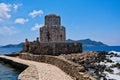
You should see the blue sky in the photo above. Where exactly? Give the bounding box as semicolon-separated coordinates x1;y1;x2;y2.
0;0;120;46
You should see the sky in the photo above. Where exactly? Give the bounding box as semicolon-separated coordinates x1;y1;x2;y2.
0;0;120;46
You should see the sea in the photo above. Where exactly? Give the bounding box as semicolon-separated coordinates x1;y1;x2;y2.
83;46;120;52
0;48;22;54
0;48;22;80
0;46;120;80
0;63;19;80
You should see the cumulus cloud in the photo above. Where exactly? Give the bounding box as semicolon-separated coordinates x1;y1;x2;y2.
0;3;11;21
0;3;22;21
31;24;43;31
13;3;22;11
14;18;29;24
0;26;17;35
29;10;43;18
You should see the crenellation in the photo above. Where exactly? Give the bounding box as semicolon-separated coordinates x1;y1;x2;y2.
23;14;82;55
45;14;61;26
23;39;30;52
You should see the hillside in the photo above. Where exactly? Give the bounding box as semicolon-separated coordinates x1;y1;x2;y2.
1;43;24;48
0;39;108;48
66;39;108;46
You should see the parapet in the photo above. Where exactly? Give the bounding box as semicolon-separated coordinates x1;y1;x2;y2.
27;42;82;55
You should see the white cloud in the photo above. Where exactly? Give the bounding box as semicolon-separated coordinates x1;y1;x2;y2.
13;3;22;11
0;3;11;21
0;3;22;21
31;24;43;31
29;10;43;18
0;26;17;35
14;18;29;24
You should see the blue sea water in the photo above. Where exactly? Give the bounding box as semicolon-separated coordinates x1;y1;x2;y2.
0;63;19;80
83;46;120;52
0;48;22;80
0;48;22;54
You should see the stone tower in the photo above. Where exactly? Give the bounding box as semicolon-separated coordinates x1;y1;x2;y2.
23;14;82;55
40;14;66;43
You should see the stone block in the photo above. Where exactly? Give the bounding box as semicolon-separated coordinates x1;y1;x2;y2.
28;42;82;55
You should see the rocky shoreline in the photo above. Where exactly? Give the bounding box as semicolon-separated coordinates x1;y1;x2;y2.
60;51;120;80
0;51;120;80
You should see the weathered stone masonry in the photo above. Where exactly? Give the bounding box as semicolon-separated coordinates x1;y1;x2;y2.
40;14;66;42
29;42;82;55
23;14;82;55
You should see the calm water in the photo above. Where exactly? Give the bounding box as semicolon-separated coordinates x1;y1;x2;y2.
0;63;19;80
0;48;22;54
0;48;22;80
83;46;120;52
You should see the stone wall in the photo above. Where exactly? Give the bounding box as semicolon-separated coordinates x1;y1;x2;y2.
40;25;65;43
40;14;66;43
45;14;60;26
20;53;95;80
29;42;82;55
22;14;82;56
0;57;28;73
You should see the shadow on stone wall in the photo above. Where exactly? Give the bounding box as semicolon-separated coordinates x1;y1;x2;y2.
0;57;28;73
23;42;82;56
20;53;95;80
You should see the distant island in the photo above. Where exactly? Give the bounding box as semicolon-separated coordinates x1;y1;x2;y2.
0;43;24;48
66;39;108;46
0;39;107;48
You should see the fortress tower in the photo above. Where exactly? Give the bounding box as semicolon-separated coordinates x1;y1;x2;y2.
40;14;66;43
23;14;82;55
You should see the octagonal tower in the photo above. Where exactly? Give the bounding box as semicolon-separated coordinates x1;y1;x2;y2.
40;14;66;43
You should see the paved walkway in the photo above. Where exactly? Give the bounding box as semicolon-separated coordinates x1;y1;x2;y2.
0;55;73;80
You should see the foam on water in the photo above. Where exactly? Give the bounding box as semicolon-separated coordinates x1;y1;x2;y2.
109;51;120;56
103;51;120;80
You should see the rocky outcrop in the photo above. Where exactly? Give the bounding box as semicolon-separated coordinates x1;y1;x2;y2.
61;51;120;79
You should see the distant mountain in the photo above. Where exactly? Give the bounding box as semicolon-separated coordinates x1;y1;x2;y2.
0;39;107;48
66;39;108;46
1;43;24;48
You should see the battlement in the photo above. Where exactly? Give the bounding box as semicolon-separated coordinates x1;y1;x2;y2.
45;14;61;26
23;14;82;55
